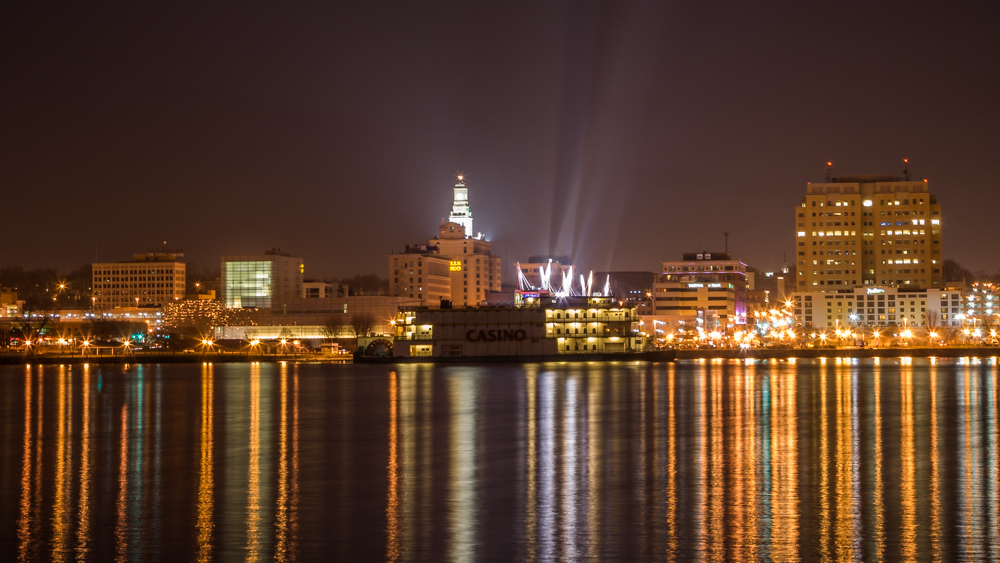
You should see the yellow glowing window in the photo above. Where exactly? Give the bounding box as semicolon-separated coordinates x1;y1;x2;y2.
449;261;462;271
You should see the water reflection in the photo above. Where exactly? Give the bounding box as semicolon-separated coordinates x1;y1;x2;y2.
17;366;35;562
245;363;262;562
77;365;91;561
2;360;1000;561
447;371;479;562
196;363;214;562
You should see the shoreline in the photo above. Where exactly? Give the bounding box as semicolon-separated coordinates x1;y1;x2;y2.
3;346;999;365
0;353;352;365
676;346;1000;360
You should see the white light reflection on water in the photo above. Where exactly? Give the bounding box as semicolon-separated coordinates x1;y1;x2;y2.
447;371;479;562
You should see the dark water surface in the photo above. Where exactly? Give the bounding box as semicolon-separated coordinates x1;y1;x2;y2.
1;359;999;561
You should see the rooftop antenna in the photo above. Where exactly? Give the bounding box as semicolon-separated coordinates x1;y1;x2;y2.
825;161;832;183
902;158;911;181
723;232;730;254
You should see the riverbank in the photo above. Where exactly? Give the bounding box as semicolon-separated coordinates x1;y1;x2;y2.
676;345;1000;360
358;349;678;364
5;346;999;365
0;352;352;365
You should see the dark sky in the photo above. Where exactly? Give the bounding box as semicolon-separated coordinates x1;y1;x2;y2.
3;1;998;279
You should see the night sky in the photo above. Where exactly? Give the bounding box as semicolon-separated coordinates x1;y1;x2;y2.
4;1;998;279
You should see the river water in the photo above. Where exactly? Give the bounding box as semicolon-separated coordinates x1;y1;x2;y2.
0;359;998;562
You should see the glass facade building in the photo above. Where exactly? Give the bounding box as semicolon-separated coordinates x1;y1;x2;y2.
221;249;304;309
224;260;273;308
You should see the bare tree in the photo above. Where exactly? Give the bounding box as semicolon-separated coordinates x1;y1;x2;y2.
321;315;345;342
349;313;377;338
14;307;53;354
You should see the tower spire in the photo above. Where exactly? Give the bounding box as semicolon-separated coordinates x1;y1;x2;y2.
448;174;473;235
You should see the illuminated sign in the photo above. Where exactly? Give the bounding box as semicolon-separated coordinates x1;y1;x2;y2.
466;328;527;342
449;261;462;271
866;288;885;294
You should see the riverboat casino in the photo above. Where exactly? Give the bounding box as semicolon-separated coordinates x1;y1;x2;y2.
393;294;644;358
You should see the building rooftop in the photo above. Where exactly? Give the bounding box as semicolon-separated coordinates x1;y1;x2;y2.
679;252;732;261
831;174;902;183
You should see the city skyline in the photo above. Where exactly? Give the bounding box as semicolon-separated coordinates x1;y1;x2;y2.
3;2;999;278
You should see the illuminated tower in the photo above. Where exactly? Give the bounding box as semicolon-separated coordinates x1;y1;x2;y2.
448;175;473;234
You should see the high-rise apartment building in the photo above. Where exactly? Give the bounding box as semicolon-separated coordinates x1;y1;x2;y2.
93;250;186;308
221;248;303;308
796;175;942;290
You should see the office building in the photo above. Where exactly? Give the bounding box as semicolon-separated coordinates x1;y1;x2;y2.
211;296;419;339
595;271;657;301
961;282;998;328
388;246;452;304
792;286;963;329
1;287;20;317
302;281;338;299
648;252;748;330
389;176;502;307
221;248;303;308
433;226;502;307
518;256;574;291
796;174;942;290
92;250;186;308
746;266;794;312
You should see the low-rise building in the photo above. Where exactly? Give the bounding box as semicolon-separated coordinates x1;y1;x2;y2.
960;282;999;328
210;295;420;339
792;286;964;329
0;287;20;317
518;256;574;291
302;281;338;299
